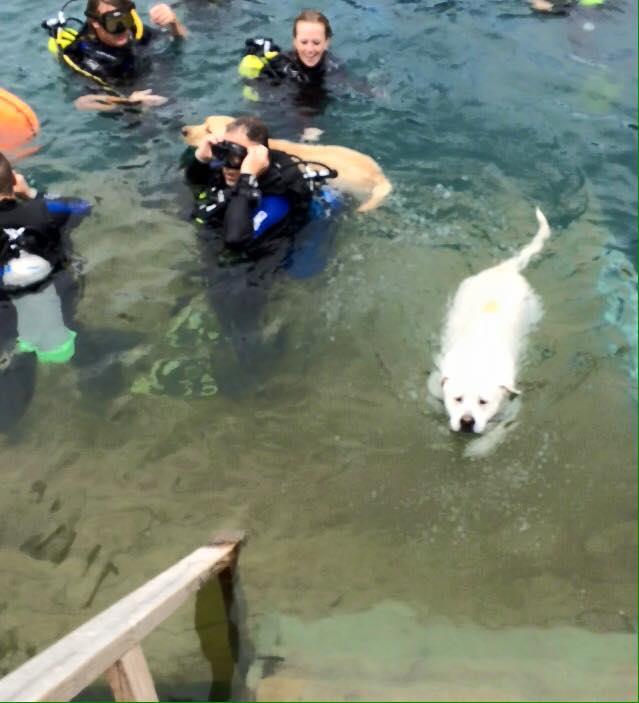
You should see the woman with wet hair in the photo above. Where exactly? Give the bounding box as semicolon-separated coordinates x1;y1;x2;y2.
240;11;338;88
238;9;352;129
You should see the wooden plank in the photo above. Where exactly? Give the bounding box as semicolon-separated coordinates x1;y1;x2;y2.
105;645;159;702
0;537;244;702
195;530;249;700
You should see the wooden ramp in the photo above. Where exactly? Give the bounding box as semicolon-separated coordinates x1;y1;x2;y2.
0;532;245;702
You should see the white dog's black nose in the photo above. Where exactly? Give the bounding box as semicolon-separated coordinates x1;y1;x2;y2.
460;415;475;432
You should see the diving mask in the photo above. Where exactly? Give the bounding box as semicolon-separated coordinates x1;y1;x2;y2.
87;6;136;34
212;141;248;169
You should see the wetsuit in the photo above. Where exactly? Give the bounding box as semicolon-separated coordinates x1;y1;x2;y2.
262;50;341;86
239;42;349;129
270;50;343;116
185;148;312;255
61;24;156;86
0;196;78;274
184;149;312;376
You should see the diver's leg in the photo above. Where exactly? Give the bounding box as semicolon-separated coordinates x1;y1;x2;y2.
0;295;37;433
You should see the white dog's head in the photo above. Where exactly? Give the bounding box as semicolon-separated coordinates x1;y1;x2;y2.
441;375;517;433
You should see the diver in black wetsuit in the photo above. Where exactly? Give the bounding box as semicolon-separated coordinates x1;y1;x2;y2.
238;10;354;130
185;117;312;254
0;152;91;430
184;117;313;373
43;0;186;110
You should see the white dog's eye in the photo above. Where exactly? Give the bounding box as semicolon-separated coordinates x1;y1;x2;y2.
454;396;463;403
478;398;488;405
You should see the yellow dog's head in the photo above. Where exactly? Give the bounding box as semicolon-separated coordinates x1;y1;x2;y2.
181;115;235;147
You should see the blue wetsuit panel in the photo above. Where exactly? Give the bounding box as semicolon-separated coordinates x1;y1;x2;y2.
285;186;343;279
251;194;290;239
44;197;92;217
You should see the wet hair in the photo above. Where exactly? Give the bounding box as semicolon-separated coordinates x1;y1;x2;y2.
292;10;333;40
225;116;270;147
85;0;134;17
0;153;14;197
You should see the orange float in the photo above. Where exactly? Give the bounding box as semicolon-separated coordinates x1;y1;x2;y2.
0;88;40;154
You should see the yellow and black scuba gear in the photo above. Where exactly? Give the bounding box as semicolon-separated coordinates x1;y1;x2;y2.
42;0;144;89
238;37;281;79
238;37;311;85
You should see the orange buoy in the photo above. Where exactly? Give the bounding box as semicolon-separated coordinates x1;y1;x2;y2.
0;88;40;153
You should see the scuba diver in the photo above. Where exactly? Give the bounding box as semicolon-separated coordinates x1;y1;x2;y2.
183;116;341;393
238;10;353;133
239;10;340;90
0;152;91;431
42;0;186;111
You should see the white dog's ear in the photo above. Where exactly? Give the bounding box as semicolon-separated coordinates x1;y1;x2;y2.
441;376;449;387
500;384;521;399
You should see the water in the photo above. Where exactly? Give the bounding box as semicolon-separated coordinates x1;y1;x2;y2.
0;0;637;700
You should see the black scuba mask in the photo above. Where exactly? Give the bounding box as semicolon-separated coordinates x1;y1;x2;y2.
212;141;248;170
89;6;136;35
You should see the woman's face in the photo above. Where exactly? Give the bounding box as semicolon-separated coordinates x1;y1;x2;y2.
293;21;329;68
89;1;132;48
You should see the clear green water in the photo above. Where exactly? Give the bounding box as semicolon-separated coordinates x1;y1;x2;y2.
0;0;637;700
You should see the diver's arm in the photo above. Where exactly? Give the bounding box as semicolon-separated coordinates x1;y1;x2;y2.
223;176;259;249
529;0;575;13
223;144;272;248
42;196;92;232
184;155;213;187
184;134;224;185
74;90;168;111
13;174;38;201
14;175;91;232
149;3;188;38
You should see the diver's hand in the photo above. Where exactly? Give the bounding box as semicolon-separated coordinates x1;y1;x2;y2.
74;91;167;111
127;89;169;107
530;0;555;11
194;135;223;163
74;94;121;111
13;173;37;200
301;127;323;143
149;3;188;38
240;145;270;177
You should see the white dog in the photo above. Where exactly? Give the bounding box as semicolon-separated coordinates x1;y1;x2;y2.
429;207;551;434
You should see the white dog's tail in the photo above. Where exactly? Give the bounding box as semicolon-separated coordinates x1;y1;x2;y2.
506;207;551;272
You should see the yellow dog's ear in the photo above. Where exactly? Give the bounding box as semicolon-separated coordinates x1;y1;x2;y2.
205;115;235;135
181;116;235;147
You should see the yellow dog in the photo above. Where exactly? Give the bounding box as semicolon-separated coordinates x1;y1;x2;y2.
181;115;392;213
